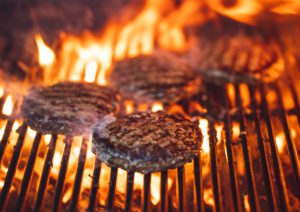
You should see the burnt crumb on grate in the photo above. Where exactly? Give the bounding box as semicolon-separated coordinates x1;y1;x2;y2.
92;111;202;174
21;81;120;136
109;51;202;104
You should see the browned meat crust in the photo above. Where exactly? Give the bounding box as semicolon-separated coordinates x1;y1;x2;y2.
92;111;202;174
188;31;284;84
21;82;119;136
109;52;201;104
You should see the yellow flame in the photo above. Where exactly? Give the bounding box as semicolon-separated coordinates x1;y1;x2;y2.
275;132;285;153
84;60;98;83
35;34;55;67
44;134;52;145
244;195;250;211
151;102;163;112
0;87;4;97
2;95;13;116
199;119;209;153
203;188;214;206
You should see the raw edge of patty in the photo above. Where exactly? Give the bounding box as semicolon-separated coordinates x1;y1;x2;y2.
92;111;202;174
109;51;202;104
21;81;120;136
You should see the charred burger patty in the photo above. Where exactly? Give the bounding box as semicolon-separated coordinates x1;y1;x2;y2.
109;52;201;104
189;31;283;84
21;82;119;136
92;111;202;174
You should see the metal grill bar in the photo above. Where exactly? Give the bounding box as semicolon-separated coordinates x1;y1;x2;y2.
52;137;73;212
193;157;203;212
260;86;290;210
234;84;259;211
143;173;151;212
273;84;300;181
0;124;27;210
0;94;7;112
125;172;134;212
69;137;88;211
204;84;222;212
0;120;14;162
223;88;242;212
106;167;118;211
34;135;58;212
87;157;101;212
15;132;42;211
249;86;277;210
160;170;168;212
177;166;185;212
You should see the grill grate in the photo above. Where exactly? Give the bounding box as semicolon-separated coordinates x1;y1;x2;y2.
0;34;300;212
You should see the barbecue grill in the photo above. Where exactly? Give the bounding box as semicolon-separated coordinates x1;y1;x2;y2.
0;1;300;211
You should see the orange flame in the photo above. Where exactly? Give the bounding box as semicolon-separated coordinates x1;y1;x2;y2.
208;0;300;25
35;34;55;67
2;95;13;116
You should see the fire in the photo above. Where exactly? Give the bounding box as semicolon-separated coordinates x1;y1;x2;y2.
207;0;300;25
151;102;163;112
35;34;55;67
275;132;285;153
203;188;214;207
244;195;250;211
2;95;13;116
0;87;4;97
32;0;212;85
199;119;210;153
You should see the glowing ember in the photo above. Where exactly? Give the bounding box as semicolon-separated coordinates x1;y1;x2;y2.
125;100;134;114
2;95;13;116
203;188;214;207
275;132;285;153
35;34;55;67
151;102;163;112
244;195;250;211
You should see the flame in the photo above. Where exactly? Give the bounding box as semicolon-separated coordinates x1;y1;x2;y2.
2;95;13;116
199;119;210;153
35;34;55;67
207;0;300;25
203;188;214;206
44;134;52;145
244;195;250;211
33;0;212;85
151;102;163;112
0;87;4;98
275;132;285;153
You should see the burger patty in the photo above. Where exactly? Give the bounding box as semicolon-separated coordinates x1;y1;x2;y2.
188;31;284;84
21;82;119;136
92;111;202;174
109;52;201;104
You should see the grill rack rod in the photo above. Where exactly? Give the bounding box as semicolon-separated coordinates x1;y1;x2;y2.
260;85;290;210
234;84;259;212
0;76;299;211
223;87;242;212
0;124;27;210
249;85;277;210
69;137;88;211
52;137;72;212
15;132;42;211
34;134;58;212
273;83;300;182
